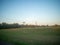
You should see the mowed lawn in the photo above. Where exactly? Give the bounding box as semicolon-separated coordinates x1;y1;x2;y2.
0;27;60;45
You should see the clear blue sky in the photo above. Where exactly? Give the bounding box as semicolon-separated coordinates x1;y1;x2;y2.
0;0;60;25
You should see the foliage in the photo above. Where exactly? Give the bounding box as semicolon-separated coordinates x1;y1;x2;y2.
0;22;60;29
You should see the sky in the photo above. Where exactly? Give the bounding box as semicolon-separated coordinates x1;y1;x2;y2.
0;0;60;25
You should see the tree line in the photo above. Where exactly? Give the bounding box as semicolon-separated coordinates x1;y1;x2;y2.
0;22;21;29
0;22;60;29
0;22;37;29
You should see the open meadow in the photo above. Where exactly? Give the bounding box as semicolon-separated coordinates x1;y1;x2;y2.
0;27;60;45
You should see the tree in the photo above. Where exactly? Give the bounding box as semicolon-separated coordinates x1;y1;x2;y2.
22;22;25;25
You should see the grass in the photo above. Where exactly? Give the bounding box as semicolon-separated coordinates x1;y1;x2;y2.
0;27;60;45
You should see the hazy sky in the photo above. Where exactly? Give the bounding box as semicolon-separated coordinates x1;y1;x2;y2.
0;0;60;25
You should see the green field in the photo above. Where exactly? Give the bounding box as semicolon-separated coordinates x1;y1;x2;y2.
0;27;60;45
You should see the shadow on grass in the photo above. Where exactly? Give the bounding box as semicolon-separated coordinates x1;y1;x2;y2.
0;39;60;45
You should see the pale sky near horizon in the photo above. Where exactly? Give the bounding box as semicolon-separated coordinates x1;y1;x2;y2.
0;0;60;25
